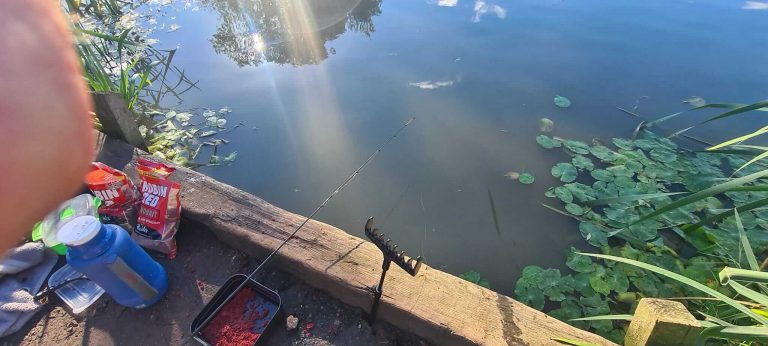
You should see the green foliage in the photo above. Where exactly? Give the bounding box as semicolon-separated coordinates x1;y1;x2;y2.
515;125;768;342
459;271;491;289
552;163;579;182
519;173;535;184
63;0;238;168
537;135;562;149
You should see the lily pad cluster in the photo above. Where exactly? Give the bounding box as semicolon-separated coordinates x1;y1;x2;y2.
459;271;491;289
515;129;768;343
141;106;240;168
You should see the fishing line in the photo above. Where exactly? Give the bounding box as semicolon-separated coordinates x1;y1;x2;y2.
188;116;416;341
379;178;417;229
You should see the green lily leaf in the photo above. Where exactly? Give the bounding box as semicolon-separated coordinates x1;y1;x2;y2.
625;160;643;173
608;267;630;293
581;253;768;325
459;271;491;288
519;173;535;184
580;222;608;246
650;148;677;163
564;140;591;154
589;268;611;295
607;166;633;177
566;203;585;215
590;145;621;162
612;138;635;150
591;169;614;182
549;299;583;324
565;183;597;202
567;248;595;273
572;155;595;171
614;176;635;189
537;135;563;149
554;186;574;203
552;163;579;182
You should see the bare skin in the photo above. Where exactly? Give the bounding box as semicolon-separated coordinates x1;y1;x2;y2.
0;0;94;253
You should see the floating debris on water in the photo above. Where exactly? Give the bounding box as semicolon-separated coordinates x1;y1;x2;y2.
504;171;520;180
554;95;571;108
487;189;502;237
540;118;554;132
409;80;455;90
683;96;706;107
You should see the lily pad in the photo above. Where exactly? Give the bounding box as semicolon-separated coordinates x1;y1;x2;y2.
572;155;595;171
607;166;633;177
579;222;608;246
612;138;635;150
566;249;594;273
565;203;585;215
504;171;520;180
564;183;596;201
519;173;535;184
650;148;677;163
625;160;644;173
554;186;573;203
539;118;554;132
590;145;621;162
589;268;611;295
548;298;582;322
552;163;578;182
591;169;614;182
563;140;590;154
536;135;562;149
633;139;657;151
554;95;572;108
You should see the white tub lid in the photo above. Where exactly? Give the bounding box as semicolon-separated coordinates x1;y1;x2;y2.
57;215;101;246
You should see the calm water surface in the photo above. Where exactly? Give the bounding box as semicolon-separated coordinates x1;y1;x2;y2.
149;0;768;294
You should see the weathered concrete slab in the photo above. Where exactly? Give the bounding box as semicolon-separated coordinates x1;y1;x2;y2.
119;152;615;346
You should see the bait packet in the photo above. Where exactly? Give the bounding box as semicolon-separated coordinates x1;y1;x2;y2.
135;158;182;258
84;162;140;232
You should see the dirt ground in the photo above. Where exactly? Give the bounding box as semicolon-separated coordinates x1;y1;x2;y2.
2;220;426;346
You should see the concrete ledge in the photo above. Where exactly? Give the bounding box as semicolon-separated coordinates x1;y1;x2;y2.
119;152;614;346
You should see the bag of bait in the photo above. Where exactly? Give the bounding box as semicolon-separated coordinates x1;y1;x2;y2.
84;162;140;232
135;158;182;258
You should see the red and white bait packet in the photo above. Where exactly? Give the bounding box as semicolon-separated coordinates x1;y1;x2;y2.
84;162;140;232
135;157;182;258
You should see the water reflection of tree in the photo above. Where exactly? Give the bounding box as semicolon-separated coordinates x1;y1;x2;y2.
200;0;381;66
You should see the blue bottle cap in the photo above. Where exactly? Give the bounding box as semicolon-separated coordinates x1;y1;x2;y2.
57;216;101;246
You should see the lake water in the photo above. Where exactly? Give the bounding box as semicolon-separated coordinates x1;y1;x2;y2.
147;0;768;294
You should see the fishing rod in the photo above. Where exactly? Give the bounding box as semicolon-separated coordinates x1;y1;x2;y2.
188;116;416;342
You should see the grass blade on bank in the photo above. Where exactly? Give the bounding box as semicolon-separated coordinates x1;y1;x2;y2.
695;326;768;346
578;253;768;325
570;315;633;321
612;168;768;237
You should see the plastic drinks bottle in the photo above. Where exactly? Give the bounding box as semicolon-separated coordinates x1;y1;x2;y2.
57;215;168;308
